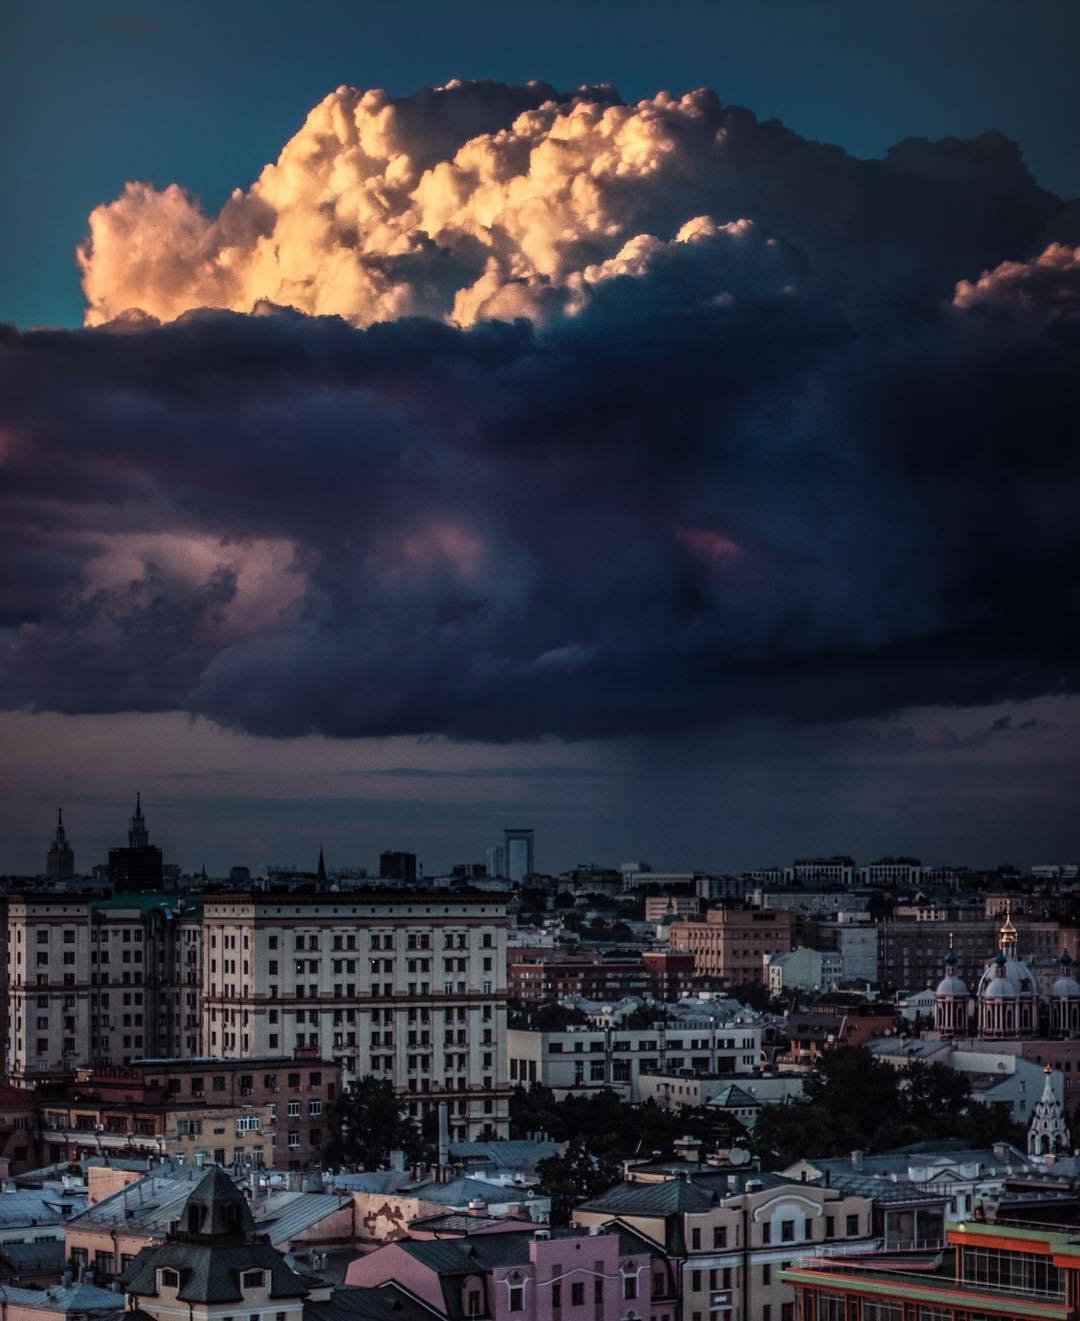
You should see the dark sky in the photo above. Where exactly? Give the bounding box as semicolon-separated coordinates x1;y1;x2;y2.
1;0;1079;876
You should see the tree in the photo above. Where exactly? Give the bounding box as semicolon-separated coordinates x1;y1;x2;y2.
324;1075;430;1169
536;1138;620;1225
729;982;771;1012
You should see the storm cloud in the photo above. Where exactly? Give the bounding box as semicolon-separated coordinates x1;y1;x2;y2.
1;79;1079;741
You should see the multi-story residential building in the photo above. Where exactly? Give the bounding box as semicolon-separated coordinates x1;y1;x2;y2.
783;1219;1080;1321
878;915;1070;993
642;950;696;1001
509;956;650;1005
644;895;704;924
696;875;756;904
344;1223;664;1321
39;1093;276;1169
200;890;510;1141
4;892;203;1083
764;948;843;996
36;1056;340;1169
787;857;857;887
669;909;794;986
858;856;923;887
574;1167;877;1321
508;1016;762;1102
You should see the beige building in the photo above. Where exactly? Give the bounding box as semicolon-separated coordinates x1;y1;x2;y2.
573;1167;877;1321
200;891;510;1140
4;893;202;1084
669;909;794;986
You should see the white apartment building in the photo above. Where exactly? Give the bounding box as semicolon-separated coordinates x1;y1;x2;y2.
508;1015;762;1102
786;857;857;886
4;892;202;1083
764;947;843;996
859;858;923;887
200;891;510;1141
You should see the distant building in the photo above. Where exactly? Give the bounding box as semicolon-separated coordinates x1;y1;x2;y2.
508;955;649;1004
504;829;534;882
379;851;418;885
46;810;75;880
508;1014;762;1102
765;946;843;996
107;794;164;892
787;856;857;886
859;856;923;887
669;908;794;986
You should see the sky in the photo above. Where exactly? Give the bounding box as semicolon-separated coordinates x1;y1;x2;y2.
1;1;1079;876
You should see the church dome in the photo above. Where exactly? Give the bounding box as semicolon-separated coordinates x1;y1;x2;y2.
936;974;969;997
1051;951;1080;999
983;974;1018;999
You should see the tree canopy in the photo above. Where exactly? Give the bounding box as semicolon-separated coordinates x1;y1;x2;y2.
535;1138;620;1225
323;1075;432;1169
751;1047;1026;1167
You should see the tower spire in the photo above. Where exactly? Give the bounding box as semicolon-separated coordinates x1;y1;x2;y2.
317;845;327;885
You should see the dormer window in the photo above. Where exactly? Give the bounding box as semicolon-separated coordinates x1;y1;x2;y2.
243;1271;265;1290
160;1268;180;1289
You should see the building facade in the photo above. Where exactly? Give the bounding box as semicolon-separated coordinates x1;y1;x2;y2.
508;1017;762;1103
4;893;203;1084
669;909;794;986
200;891;510;1141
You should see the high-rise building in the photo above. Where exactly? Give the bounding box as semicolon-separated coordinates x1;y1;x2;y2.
485;845;505;879
45;809;75;879
379;850;418;885
503;828;534;882
4;891;203;1083
108;794;164;892
199;889;510;1141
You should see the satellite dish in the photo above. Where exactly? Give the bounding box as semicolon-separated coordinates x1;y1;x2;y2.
729;1148;751;1166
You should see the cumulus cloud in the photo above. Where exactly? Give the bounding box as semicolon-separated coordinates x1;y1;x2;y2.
78;79;1059;330
2;79;1079;742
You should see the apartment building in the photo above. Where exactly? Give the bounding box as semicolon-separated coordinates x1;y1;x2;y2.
508;1016;762;1102
509;956;650;1004
4;892;202;1083
200;890;510;1141
669;909;794;986
573;1169;877;1321
877;915;1070;993
644;895;704;924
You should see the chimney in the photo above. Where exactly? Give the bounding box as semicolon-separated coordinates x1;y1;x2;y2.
389;1149;406;1173
438;1101;450;1168
850;1150;864;1170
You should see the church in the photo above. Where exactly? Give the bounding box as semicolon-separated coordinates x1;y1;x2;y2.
934;903;1080;1042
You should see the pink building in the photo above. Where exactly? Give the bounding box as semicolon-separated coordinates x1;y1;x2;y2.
345;1227;665;1321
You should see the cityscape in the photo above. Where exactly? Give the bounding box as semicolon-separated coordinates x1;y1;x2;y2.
4;799;1080;1321
4;4;1080;1321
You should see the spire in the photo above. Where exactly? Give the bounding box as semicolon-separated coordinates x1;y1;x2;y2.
128;792;149;849
317;845;327;885
1000;898;1018;955
1029;1066;1070;1160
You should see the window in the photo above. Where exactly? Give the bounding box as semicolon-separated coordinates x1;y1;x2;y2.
691;1228;701;1250
846;1214;860;1236
242;1270;265;1289
761;1222;771;1244
781;1219;795;1243
161;1268;180;1288
762;1264;771;1285
691;1272;701;1292
713;1227;727;1249
552;1284;562;1309
623;1276;637;1300
508;1286;524;1312
825;1216;835;1238
467;1293;482;1316
571;1284;584;1307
